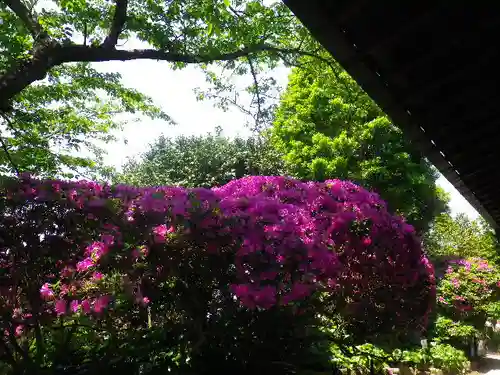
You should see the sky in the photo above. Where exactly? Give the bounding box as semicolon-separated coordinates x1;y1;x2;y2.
87;42;481;221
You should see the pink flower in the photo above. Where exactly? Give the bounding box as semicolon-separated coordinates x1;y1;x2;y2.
76;257;94;272
362;237;372;246
81;299;92;314
92;272;103;280
86;241;108;261
70;300;80;313
40;283;54;300
142;297;150;305
153;224;175;243
93;295;110;313
54;299;67;316
282;282;311;305
15;325;24;337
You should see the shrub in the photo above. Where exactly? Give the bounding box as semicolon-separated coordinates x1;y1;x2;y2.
0;175;434;373
437;258;500;329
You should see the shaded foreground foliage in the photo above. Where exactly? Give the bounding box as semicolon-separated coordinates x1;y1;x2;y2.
0;175;434;374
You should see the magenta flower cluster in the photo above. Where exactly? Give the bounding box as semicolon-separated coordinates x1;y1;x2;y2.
0;175;434;337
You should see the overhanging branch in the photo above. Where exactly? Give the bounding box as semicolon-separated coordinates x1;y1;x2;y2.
0;43;309;108
103;0;129;48
2;0;44;38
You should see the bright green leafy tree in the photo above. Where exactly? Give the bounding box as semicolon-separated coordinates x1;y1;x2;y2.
117;129;285;187
0;2;172;178
270;57;447;233
424;213;499;263
0;0;320;177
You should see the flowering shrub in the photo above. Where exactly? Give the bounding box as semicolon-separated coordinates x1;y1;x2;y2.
0;175;434;372
437;257;500;328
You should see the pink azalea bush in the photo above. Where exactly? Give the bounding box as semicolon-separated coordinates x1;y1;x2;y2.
437;257;500;328
0;175;434;361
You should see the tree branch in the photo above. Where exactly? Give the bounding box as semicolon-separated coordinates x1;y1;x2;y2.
2;0;43;38
0;135;19;175
0;43;309;108
0;114;20;175
246;56;263;131
102;0;128;48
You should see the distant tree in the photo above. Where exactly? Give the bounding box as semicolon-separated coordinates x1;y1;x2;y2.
270;57;447;233
424;213;499;263
117;129;285;187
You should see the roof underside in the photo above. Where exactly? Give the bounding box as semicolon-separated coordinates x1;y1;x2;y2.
284;0;500;228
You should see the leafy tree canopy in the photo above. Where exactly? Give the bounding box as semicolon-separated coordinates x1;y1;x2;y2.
0;0;319;178
270;57;447;233
424;213;499;263
117;129;285;187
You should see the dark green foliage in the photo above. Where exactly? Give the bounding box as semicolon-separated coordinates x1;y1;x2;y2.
424;213;499;263
117;130;285;187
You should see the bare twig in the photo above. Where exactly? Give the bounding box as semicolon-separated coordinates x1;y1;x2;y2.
246;56;263;129
102;0;128;48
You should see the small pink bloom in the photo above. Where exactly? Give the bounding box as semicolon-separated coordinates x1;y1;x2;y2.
92;272;103;280
70;300;80;313
76;257;94;272
81;299;91;314
40;283;54;300
15;325;24;337
86;241;108;261
362;237;372;246
152;224;175;243
54;299;67;316
142;297;150;305
93;295;110;313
